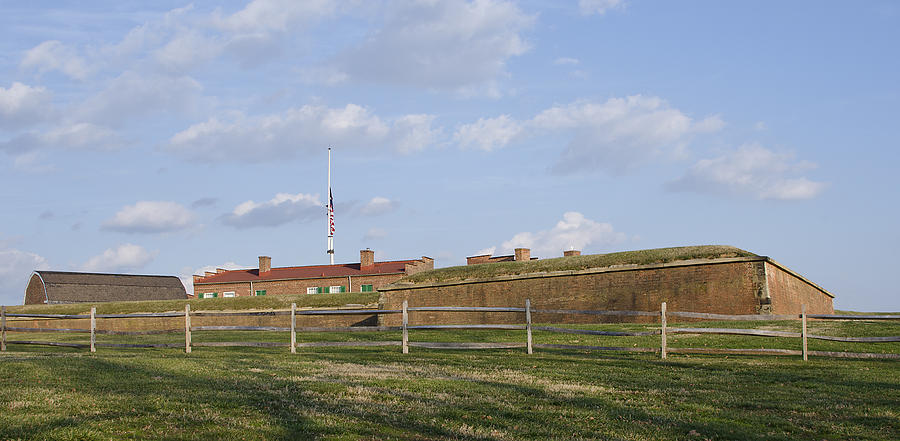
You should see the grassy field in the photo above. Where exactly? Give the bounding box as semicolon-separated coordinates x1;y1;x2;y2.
2;318;898;440
401;245;756;284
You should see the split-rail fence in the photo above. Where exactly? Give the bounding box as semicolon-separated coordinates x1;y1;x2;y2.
1;302;898;360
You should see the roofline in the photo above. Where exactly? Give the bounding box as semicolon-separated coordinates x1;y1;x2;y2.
198;258;425;274
465;254;515;259
33;270;182;279
380;256;836;299
194;271;406;286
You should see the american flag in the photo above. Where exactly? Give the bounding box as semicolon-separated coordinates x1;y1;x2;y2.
328;188;335;235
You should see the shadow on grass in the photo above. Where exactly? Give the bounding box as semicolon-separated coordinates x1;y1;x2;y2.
1;347;898;440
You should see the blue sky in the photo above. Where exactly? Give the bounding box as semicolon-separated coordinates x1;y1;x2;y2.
1;0;898;310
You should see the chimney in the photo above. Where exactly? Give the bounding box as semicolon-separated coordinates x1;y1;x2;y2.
216;268;226;274
192;274;202;283
259;256;271;274
204;271;216;277
564;250;581;257
360;249;375;269
514;248;531;262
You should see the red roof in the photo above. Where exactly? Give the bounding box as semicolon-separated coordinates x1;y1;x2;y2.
195;259;419;284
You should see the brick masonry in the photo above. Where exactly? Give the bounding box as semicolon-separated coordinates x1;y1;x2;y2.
23;274;43;304
378;257;834;326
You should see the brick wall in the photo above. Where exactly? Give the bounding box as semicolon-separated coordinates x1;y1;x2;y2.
765;261;834;315
24;274;44;304
379;258;834;326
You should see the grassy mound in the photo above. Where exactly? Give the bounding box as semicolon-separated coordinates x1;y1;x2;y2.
401;245;757;285
6;292;380;315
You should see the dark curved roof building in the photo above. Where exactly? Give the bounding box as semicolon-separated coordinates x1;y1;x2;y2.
23;271;187;305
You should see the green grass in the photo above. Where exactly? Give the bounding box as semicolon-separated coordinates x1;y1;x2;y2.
6;292;380;315
401;245;757;285
2;319;898;440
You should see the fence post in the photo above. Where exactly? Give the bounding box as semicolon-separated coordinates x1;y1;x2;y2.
801;304;808;362
291;303;297;354
660;302;667;359
525;299;533;355
90;307;96;353
1;305;6;351
402;300;409;354
185;304;192;354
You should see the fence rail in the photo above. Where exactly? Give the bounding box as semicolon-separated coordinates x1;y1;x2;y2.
1;302;898;361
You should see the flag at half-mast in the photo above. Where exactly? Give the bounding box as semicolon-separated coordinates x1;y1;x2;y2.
328;188;335;236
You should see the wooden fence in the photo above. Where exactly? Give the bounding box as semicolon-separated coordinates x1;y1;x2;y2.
1;302;899;360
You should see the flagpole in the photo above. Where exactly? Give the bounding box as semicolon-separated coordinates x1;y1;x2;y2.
327;147;334;265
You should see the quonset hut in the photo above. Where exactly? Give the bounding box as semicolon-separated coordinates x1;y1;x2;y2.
378;245;835;325
23;271;187;305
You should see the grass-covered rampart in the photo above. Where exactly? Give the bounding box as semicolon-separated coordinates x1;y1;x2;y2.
400;245;757;285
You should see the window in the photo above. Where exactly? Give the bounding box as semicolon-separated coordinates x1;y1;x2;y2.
199;292;217;299
329;285;345;293
223;291;235;298
360;284;374;292
255;290;266;296
307;287;320;294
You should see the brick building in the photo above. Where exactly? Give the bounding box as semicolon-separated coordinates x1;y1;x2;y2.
379;245;835;325
466;247;537;265
192;249;433;298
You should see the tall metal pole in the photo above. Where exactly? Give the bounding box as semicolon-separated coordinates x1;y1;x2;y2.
327;147;334;265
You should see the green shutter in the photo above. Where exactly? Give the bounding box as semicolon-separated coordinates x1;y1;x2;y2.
255;290;266;296
317;287;323;294
340;286;346;293
361;284;373;292
213;292;218;298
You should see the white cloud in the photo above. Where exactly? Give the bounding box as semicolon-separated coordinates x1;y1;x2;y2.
167;104;439;161
473;246;497;256
453;95;723;174
391;114;440;153
78;71;204;125
334;0;534;92
499;212;627;257
535;96;723;173
669;143;826;200
222;192;322;228
0;248;49;304
212;0;337;34
81;243;155;273
554;57;580;65
0;122;124;154
21;40;93;80
363;227;388;241
153;30;222;73
179;261;246;294
0;82;53;129
578;0;625;16
454;115;523;151
103;201;196;233
359;197;397;216
12;151;57;173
